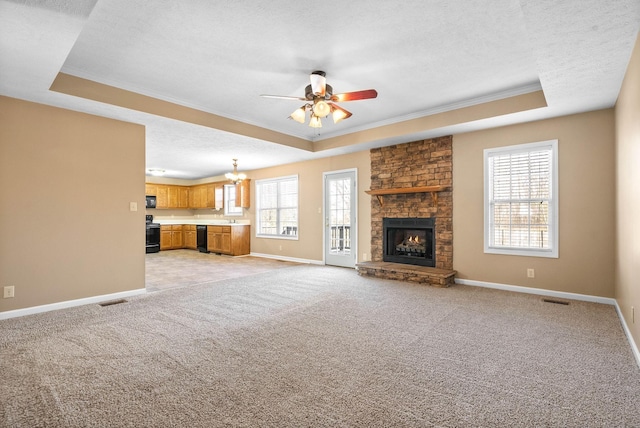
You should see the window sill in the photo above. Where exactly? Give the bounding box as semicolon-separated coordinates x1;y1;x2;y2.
485;246;558;258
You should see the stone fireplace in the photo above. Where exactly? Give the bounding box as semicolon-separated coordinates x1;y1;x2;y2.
357;136;455;287
383;217;435;267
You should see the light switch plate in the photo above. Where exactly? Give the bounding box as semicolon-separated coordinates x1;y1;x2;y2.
4;286;15;298
130;202;137;212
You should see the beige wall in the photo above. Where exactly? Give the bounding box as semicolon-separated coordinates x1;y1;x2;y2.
453;109;616;297
247;152;371;263
0;96;146;313
615;34;640;347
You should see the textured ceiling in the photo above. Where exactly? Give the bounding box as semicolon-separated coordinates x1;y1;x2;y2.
1;0;638;179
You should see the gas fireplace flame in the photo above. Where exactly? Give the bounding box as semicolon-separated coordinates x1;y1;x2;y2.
407;235;420;244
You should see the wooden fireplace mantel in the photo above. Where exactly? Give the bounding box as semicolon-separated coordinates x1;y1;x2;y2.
365;185;445;206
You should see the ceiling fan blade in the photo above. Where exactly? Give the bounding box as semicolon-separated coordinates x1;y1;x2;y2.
260;94;307;101
330;103;352;123
331;89;378;102
309;71;326;97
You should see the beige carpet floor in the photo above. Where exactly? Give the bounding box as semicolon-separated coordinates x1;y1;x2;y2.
1;264;639;427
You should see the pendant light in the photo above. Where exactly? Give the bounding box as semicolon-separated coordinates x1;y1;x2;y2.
225;159;246;184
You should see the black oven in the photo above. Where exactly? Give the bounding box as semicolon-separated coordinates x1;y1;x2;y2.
146;215;160;253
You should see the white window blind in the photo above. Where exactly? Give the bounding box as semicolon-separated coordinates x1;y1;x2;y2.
256;175;298;238
484;140;558;258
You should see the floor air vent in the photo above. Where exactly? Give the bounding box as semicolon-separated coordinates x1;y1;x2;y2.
99;299;127;307
543;298;569;305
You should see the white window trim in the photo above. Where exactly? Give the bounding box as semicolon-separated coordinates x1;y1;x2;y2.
223;184;243;216
255;174;299;240
483;139;559;258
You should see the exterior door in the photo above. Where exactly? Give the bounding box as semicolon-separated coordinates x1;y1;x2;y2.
324;169;357;268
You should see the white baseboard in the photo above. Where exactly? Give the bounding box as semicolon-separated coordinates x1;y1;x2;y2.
614;301;640;369
455;278;616;305
0;288;147;320
455;278;639;368
250;252;324;265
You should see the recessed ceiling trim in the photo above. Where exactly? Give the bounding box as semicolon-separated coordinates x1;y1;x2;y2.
311;81;544;142
60;65;314;141
50;72;313;152
313;90;548;152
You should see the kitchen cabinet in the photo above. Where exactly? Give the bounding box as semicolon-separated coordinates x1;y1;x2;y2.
160;225;172;250
184;225;197;250
147;181;233;210
189;184;215;209
179;187;189;208
167;186;189;209
207;225;250;256
156;185;169;209
160;225;184;250
145;183;158;196
150;184;189;209
235;179;251;208
171;225;183;248
168;186;179;208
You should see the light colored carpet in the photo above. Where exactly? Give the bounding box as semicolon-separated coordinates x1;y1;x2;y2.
1;265;638;427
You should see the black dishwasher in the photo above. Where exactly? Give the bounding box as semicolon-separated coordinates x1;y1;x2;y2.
196;225;209;253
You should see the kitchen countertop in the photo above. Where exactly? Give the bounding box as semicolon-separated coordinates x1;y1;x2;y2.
155;219;249;226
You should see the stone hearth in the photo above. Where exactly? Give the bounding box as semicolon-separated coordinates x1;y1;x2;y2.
357;136;456;286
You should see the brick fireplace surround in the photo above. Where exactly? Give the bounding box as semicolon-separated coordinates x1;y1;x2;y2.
357;136;456;287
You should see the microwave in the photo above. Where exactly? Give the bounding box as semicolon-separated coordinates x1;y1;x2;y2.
145;195;157;208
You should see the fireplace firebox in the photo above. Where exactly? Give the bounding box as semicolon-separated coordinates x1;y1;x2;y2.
383;218;435;267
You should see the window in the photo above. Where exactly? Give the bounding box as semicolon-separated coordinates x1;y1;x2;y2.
484;140;558;258
224;185;243;216
256;175;298;239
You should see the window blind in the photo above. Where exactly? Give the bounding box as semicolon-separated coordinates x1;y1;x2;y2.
486;141;557;255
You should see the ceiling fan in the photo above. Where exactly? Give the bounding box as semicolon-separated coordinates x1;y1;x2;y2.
260;71;378;128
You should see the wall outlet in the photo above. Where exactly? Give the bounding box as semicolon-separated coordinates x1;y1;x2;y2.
527;268;535;278
3;286;15;298
279;245;282;251
363;253;367;261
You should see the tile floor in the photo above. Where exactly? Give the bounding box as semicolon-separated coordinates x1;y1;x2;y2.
145;249;301;292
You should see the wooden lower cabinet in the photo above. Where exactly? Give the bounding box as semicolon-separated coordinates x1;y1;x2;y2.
184;225;197;250
160;225;184;250
207;225;250;256
160;224;249;255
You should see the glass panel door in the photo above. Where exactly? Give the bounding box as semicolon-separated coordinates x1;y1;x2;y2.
324;170;356;268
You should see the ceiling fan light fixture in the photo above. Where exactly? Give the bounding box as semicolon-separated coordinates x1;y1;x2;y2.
309;115;322;128
289;105;307;123
312;100;331;118
261;71;377;127
331;104;352;123
309;70;327;96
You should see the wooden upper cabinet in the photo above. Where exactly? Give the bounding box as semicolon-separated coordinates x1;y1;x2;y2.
189;185;210;209
156;185;168;209
178;187;189;208
188;186;199;208
168;186;179;208
235;179;251;208
148;184;190;209
204;184;214;208
145;183;158;196
148;181;235;210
